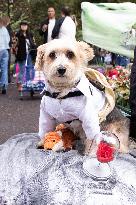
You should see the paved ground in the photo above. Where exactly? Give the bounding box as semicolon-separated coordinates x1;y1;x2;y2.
0;81;41;144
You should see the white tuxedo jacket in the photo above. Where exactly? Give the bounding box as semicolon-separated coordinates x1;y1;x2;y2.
39;75;105;140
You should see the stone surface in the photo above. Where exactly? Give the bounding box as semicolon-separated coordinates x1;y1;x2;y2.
0;133;136;205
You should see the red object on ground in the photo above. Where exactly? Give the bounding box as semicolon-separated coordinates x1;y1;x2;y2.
108;69;119;78
96;141;115;163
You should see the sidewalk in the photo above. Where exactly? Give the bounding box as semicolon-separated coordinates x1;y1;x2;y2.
0;82;41;144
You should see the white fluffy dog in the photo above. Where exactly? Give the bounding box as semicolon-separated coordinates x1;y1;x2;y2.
35;39;129;154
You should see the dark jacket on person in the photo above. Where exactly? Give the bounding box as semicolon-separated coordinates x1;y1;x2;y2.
129;46;136;140
52;17;65;39
16;31;36;62
39;18;49;43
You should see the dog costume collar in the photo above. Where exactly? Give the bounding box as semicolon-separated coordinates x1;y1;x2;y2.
42;78;83;99
42;74;106;100
43;90;83;99
42;75;96;99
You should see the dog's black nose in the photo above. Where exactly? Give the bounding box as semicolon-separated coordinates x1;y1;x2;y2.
57;66;66;75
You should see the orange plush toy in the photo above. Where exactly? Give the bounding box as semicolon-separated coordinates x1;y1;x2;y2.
42;124;77;152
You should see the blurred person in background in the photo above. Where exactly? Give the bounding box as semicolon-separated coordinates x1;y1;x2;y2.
2;16;13;83
0;17;10;94
115;54;130;67
104;51;112;65
15;21;36;89
39;7;56;43
71;15;78;27
52;6;76;40
11;32;18;77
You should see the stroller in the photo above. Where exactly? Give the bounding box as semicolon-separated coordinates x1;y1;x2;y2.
16;52;45;100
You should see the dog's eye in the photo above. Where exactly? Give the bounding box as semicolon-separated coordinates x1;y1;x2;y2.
49;51;56;59
66;51;75;59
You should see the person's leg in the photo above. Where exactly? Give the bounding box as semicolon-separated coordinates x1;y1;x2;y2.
13;63;16;76
0;50;9;94
118;56;121;66
102;56;104;64
8;49;11;83
18;60;26;84
111;53;116;66
0;51;2;85
26;54;34;80
27;53;32;66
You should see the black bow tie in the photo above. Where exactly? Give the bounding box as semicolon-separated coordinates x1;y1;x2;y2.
43;90;83;99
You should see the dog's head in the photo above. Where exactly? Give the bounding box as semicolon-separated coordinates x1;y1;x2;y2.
35;39;94;89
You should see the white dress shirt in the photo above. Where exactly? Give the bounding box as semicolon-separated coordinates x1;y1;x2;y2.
47;19;55;42
39;75;105;140
58;16;76;40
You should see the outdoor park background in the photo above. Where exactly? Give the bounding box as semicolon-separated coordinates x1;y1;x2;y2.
0;0;135;144
1;0;136;45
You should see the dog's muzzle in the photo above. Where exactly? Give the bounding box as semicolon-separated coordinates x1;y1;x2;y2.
57;65;66;76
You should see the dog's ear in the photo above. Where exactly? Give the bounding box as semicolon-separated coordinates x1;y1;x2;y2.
35;44;46;70
77;41;94;65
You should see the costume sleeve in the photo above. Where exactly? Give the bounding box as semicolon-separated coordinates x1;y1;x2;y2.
39;97;56;139
79;98;100;140
39;23;45;36
39;19;49;36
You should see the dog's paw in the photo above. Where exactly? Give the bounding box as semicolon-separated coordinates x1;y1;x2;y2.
52;140;64;152
119;143;129;154
36;139;44;149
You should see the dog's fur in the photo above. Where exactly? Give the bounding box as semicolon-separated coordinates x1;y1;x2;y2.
36;39;129;154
